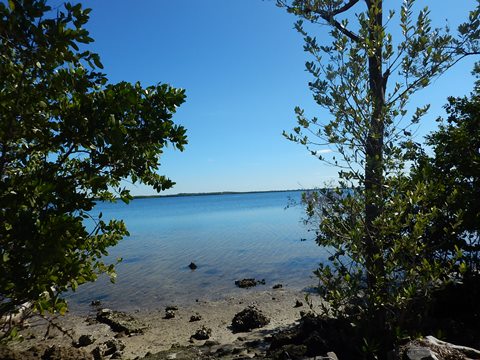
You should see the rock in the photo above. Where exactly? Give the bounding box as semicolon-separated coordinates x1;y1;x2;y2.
103;339;125;356
77;334;96;347
188;262;197;270
189;313;202;322
91;300;101;306
216;345;235;356
191;326;212;340
272;284;283;289
268;314;348;358
165;305;178;311
91;346;102;360
96;308;145;334
405;347;439;360
294;300;303;308
165;310;176;319
235;278;266;288
231;305;270;333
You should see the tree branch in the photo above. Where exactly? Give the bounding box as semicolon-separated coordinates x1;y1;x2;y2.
277;0;362;42
319;13;361;43
331;0;361;16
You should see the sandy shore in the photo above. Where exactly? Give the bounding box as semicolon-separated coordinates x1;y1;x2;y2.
8;287;323;359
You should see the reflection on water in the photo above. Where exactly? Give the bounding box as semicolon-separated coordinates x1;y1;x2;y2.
66;191;328;312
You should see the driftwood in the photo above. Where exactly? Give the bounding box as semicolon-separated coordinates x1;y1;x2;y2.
0;301;32;328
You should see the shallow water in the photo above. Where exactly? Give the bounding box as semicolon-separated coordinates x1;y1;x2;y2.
66;191;328;312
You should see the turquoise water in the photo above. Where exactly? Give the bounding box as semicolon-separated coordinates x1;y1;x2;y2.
67;191;327;311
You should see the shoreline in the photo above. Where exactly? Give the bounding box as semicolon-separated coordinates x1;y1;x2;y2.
8;288;323;359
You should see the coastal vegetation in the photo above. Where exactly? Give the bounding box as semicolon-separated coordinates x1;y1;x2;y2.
278;0;480;357
1;0;480;359
0;0;186;331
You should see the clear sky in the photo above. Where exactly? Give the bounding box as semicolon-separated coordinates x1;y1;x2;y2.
75;0;478;196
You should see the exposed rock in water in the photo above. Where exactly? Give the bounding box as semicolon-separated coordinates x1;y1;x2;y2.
231;305;270;333
188;262;198;270
235;278;266;288
96;308;145;334
90;300;101;307
165;305;178;311
272;284;283;289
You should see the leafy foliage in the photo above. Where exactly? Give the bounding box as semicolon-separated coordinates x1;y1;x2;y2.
411;66;480;272
0;0;187;321
278;0;480;356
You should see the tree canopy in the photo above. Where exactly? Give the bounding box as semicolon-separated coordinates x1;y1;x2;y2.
0;0;187;320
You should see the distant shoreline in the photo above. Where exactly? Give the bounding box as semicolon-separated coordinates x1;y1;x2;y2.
132;188;316;199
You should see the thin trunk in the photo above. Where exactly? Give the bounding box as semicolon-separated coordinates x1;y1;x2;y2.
364;0;388;347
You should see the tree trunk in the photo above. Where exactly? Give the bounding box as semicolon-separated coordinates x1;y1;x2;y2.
364;0;388;348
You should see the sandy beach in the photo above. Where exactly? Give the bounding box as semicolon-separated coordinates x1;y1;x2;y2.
5;287;323;359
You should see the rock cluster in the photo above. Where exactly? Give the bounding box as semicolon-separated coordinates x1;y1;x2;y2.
231;305;270;333
92;338;125;360
191;326;212;341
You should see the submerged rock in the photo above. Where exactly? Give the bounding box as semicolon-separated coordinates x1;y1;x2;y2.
231;305;270;333
96;308;145;334
235;278;266;288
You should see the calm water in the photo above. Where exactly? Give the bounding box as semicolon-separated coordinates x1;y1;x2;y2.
67;191;328;311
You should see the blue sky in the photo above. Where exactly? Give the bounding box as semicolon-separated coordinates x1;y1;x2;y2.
78;0;478;196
